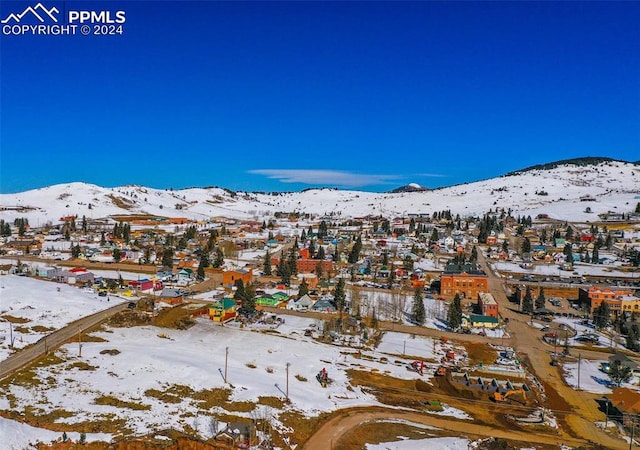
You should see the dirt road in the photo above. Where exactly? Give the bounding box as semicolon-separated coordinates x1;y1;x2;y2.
478;252;627;449
302;407;588;449
0;301;129;380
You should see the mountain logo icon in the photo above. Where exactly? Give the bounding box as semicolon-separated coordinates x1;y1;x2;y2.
1;3;59;24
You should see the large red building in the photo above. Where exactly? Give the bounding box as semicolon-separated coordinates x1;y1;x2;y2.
440;263;488;299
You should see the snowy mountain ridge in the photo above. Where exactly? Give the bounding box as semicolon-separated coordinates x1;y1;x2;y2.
1;160;639;226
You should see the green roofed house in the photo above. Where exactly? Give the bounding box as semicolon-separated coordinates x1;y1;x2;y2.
256;295;281;307
463;314;500;329
209;298;238;322
271;291;289;302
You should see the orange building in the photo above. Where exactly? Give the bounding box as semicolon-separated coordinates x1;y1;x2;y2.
440;263;488;299
477;292;499;317
581;287;639;315
222;268;253;289
296;258;334;274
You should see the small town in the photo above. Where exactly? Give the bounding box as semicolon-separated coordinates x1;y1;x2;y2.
1;178;640;449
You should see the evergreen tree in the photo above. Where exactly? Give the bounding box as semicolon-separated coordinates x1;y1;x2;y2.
71;244;81;259
239;282;256;313
112;248;122;262
605;233;613;250
100;231;106;246
348;236;362;263
64;229;70;241
278;257;291;286
521;237;531;254
430;228;439;242
593;301;611;330
263;250;272;276
287;248;298;276
316;245;325;260
81;216;87;233
501;240;509;253
301;229;306;241
563;243;573;263
411;288;425;325
470;246;478;262
636;202;640;214
535;287;546;310
333;278;346;315
522;286;534;314
308;240;316;258
609;360;633;387
447;293;463;331
197;253;209;281
298;278;309;299
234;279;246;301
212;247;224;268
318;221;328;239
162;248;174;268
626;323;640;351
592;244;600;264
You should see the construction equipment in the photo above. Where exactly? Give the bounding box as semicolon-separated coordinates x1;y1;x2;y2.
491;388;527;403
434;366;447;376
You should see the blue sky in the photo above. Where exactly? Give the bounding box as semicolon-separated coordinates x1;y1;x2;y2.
1;1;639;194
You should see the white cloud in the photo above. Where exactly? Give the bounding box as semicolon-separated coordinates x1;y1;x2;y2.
248;169;401;187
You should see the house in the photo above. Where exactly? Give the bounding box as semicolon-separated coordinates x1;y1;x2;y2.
255;295;281;307
0;264;12;275
159;287;183;305
608;388;640;428
287;294;315;311
177;268;194;285
215;421;252;448
209;298;238;322
222;268;253;289
156;266;174;281
463;314;500;329
477;292;499;318
37;266;58;279
311;297;336;313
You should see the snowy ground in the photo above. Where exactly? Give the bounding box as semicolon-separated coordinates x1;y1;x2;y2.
1;315;474;446
563;359;639;394
0;275;120;361
366;436;470;450
1;417;111;450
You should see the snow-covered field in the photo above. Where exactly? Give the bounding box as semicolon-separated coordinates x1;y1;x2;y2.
0;275;120;361
493;261;639;279
1;313;474;447
1;417;111;450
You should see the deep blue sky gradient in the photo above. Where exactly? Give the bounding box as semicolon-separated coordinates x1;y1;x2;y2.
1;1;639;193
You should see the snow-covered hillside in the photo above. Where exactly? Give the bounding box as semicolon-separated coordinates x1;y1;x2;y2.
1;160;638;225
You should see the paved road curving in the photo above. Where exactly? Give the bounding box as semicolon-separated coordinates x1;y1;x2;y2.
0;301;128;380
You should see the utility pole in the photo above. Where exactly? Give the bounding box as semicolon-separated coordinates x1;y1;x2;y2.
224;347;229;383
286;362;290;402
577;353;581;390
